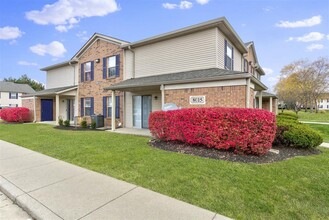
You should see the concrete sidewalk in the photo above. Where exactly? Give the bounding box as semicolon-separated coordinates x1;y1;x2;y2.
300;121;329;125
320;142;329;148
0;140;230;220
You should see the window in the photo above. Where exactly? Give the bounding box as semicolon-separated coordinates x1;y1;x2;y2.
84;62;91;81
243;59;248;73
108;56;116;78
85;98;91;116
9;92;18;99
9;104;18;107
105;96;120;118
107;96;112;117
225;40;233;70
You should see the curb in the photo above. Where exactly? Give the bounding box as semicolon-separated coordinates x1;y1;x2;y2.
0;176;61;220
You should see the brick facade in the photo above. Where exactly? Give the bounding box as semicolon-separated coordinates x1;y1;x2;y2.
165;85;252;108
22;98;54;122
78;39;124;127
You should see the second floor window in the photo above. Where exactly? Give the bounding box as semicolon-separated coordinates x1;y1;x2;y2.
225;40;233;70
85;98;91;116
244;59;249;73
85;62;91;81
108;56;116;78
103;55;120;79
81;61;94;82
9;92;18;99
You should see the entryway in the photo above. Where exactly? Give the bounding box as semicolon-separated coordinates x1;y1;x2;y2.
133;95;152;128
41;99;53;121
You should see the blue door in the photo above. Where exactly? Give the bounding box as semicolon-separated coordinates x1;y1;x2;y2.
41;99;53;121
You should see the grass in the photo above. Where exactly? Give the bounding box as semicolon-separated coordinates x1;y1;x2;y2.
306;124;329;143
1;124;329;220
280;110;329;123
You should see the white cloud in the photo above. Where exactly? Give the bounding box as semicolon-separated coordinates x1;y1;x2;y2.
30;41;67;57
162;3;177;9
276;15;321;28
0;26;23;40
307;43;324;51
18;61;38;66
263;67;274;75
179;1;193;9
76;31;89;41
162;1;193;9
327;34;329;40
26;0;119;32
196;0;209;5
288;32;324;42
263;6;273;12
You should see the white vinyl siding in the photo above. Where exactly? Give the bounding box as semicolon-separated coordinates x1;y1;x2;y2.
216;28;243;71
46;65;79;89
0;92;22;107
131;28;217;78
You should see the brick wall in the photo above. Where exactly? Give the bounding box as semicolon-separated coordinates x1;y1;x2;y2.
22;98;42;122
165;85;248;108
22;98;34;121
78;39;124;127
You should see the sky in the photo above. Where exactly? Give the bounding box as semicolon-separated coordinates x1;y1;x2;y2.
0;0;328;92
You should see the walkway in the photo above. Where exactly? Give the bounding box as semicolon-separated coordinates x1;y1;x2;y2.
110;127;152;137
300;121;329;125
0;140;230;220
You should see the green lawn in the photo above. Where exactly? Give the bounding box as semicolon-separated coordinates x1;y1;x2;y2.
1;124;329;220
281;110;329;123
306;124;329;143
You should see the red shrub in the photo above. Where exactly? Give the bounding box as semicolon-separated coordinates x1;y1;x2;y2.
0;107;31;123
149;108;276;155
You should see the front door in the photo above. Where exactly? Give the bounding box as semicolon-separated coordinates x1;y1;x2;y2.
41;99;53;121
67;99;74;121
133;95;152;128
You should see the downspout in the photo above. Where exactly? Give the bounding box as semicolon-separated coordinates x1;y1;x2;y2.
68;60;76;86
127;46;136;78
33;95;37;123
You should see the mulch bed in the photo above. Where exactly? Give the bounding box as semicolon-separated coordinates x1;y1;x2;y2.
150;140;322;164
54;126;105;131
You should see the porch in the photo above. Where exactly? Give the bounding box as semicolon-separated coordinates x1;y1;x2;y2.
109;127;152;137
22;86;78;124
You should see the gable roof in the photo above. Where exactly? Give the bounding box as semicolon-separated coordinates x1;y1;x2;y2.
72;33;129;59
121;17;248;53
0;81;35;93
244;41;265;75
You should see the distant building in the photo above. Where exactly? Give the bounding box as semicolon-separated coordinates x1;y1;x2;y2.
0;81;35;108
317;94;329;110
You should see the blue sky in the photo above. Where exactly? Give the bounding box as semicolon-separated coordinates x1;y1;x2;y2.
0;0;328;92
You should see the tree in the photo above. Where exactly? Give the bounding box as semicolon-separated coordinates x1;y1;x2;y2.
3;74;44;91
275;57;329;113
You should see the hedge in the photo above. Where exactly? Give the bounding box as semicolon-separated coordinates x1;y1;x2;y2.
274;114;322;148
0;107;31;123
149;108;276;155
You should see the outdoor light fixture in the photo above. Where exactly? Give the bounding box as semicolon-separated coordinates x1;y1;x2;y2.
95;59;100;63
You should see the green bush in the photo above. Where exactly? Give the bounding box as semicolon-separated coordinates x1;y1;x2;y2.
80;118;87;128
58;118;64;126
64;120;70;127
278;112;298;119
274;115;323;148
283;124;323;148
91;121;96;129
